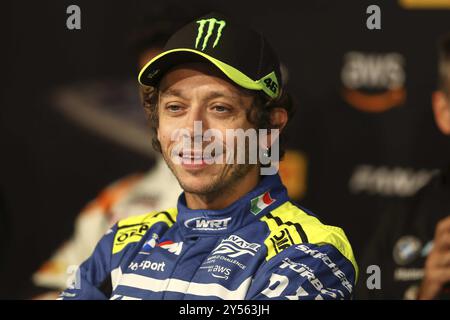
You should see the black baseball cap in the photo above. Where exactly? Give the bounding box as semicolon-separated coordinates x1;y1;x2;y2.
138;12;282;99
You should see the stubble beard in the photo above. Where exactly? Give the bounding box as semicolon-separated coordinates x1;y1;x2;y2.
162;145;256;199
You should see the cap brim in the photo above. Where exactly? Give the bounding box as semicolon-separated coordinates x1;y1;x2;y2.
138;48;276;97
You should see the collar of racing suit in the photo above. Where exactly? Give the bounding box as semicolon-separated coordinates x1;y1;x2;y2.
175;173;289;239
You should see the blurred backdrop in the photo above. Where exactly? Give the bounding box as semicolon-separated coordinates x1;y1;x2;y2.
1;0;450;298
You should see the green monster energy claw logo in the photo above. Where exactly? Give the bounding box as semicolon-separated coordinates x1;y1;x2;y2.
195;18;226;51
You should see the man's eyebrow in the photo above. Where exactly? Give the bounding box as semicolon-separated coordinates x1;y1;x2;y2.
203;91;240;101
160;89;242;102
159;89;186;99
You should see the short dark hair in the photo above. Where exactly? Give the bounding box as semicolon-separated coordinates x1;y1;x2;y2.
141;84;295;159
437;32;450;95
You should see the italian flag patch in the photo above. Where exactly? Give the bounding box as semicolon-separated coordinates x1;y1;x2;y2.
250;191;275;215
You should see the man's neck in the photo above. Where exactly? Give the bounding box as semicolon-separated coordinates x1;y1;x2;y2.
185;168;260;210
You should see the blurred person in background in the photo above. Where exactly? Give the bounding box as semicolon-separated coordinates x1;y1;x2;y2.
357;32;450;300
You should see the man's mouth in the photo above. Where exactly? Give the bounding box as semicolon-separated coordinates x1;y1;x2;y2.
181;150;212;162
174;149;223;168
181;150;204;161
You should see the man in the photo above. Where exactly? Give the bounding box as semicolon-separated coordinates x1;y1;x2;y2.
33;9;298;298
357;33;450;300
60;12;357;300
417;33;450;300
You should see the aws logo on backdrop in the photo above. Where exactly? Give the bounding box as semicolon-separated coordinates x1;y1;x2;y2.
340;51;407;113
399;0;450;9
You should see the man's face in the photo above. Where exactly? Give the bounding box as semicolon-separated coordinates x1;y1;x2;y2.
157;62;257;195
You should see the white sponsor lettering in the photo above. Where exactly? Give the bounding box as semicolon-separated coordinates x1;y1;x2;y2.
295;244;353;293
211;235;261;258
128;260;166;272
394;268;424;282
184;217;232;231
349;165;438;197
279;258;340;298
342;52;404;89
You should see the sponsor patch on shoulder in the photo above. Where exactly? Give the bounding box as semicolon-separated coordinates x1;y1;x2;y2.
113;223;151;254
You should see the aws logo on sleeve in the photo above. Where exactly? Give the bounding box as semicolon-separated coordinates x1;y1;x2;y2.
340;51;406;113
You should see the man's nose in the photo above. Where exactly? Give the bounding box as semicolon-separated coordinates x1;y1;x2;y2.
184;104;209;135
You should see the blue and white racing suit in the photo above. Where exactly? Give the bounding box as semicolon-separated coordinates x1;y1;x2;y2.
60;174;358;300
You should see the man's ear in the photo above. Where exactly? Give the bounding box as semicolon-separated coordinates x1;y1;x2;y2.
270;107;289;131
432;90;450;135
263;108;288;150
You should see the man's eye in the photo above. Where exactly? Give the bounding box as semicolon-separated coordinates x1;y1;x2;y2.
212;105;231;113
166;104;183;112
